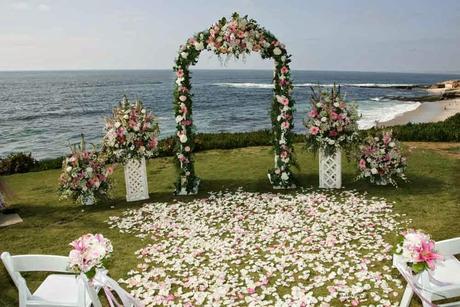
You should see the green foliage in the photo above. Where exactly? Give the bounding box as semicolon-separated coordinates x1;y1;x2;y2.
1;113;458;176
373;113;460;142
0;152;38;175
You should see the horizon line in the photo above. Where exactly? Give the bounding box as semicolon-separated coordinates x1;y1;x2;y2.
1;68;460;75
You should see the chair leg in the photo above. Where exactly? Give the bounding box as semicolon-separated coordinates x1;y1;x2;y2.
400;285;414;307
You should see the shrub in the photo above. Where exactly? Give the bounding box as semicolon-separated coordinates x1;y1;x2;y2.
0;152;38;175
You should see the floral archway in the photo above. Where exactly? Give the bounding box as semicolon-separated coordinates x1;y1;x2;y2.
173;13;296;195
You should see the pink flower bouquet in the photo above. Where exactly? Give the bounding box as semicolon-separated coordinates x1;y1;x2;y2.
58;148;112;205
395;229;442;274
68;233;113;279
356;130;407;186
103;97;160;163
304;85;359;156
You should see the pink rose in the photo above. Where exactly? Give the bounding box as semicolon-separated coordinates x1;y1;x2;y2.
281;121;290;129
176;69;184;78
329;130;338;137
359;159;366;170
184;146;191;152
147;138;158;149
179;95;187;102
309;126;320;135
331;112;339;120
308;108;318;118
280;66;289;74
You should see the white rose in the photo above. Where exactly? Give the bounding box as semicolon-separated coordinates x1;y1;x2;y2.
123;115;129;119
333;102;339;107
194;41;204;50
316;103;322;108
273;47;282;56
86;167;93;174
141;109;146;114
281;55;286;62
321;117;327;122
114;122;121;128
175;115;183;123
179;134;188;143
328;139;335;145
371;168;378;174
389;142;395;147
181;52;188;59
66;166;72;172
281;172;289;181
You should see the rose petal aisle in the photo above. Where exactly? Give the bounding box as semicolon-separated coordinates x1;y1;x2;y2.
108;190;406;306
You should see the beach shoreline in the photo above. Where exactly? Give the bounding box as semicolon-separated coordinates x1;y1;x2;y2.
379;97;460;127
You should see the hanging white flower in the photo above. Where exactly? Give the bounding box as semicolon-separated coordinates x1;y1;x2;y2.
181;52;189;59
273;47;282;56
194;41;204;51
179;134;188;143
281;172;289;181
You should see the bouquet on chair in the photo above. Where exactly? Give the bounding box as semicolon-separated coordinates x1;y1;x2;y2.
68;233;143;306
68;233;113;279
395;229;443;274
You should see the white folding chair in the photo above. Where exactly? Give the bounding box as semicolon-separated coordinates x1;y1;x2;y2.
1;251;102;307
394;237;460;307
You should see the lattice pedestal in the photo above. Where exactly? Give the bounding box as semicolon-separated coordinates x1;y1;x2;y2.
124;157;149;202
319;149;342;189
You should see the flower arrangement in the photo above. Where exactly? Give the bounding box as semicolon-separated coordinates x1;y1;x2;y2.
304;85;359;156
356;130;407;186
103;97;160;163
173;12;296;193
58;136;112;205
395;229;442;274
68;233;113;279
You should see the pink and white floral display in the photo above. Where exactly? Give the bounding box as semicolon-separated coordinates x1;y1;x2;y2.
304;85;360;156
103;96;160;163
58;148;112;206
357;130;407;186
173;12;296;194
68;233;113;278
109;190;405;306
395;229;443;274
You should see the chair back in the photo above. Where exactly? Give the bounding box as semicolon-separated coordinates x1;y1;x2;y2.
1;252;33;305
1;251;101;307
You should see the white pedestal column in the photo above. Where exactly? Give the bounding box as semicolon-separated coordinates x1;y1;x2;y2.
124;157;149;202
319;149;342;189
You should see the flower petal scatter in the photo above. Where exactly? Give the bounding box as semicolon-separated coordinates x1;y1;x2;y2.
102;96;160;163
108;190;405;306
173;12;296;193
356;130;407;186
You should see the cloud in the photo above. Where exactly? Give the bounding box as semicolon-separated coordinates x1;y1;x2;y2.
11;1;31;10
37;3;50;11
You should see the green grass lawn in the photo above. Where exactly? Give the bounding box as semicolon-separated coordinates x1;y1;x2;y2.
1;143;459;306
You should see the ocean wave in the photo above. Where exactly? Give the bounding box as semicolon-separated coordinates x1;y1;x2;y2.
358;101;421;129
212;82;418;89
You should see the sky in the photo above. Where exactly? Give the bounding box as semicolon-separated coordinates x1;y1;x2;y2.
1;0;459;73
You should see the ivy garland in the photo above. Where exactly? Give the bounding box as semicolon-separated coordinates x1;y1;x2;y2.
173;12;296;194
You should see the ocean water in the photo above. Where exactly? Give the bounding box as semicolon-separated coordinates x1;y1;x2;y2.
0;70;458;159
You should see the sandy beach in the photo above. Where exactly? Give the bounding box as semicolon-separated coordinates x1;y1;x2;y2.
380;98;460;126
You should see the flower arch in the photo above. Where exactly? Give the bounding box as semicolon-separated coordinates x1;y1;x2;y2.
173;13;296;195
